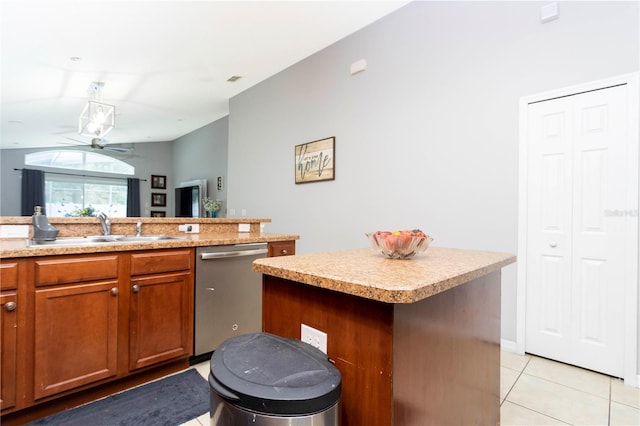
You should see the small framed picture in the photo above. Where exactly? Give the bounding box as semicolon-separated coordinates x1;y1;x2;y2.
151;193;166;207
151;175;166;189
150;210;166;217
295;136;335;184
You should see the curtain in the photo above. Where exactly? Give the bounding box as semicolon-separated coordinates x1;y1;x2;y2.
21;168;45;216
127;177;141;217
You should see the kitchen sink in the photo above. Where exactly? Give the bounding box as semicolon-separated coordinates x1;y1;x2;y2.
118;235;188;242
28;234;187;247
28;235;126;246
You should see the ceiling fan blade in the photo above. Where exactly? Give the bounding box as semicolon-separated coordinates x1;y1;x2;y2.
60;135;87;145
93;137;134;153
105;146;132;153
58;135;134;154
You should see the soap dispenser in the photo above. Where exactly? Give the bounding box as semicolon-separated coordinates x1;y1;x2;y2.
32;206;59;241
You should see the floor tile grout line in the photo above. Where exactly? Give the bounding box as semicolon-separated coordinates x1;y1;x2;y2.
503;400;573;425
513;371;613;405
607;377;612;426
501;354;532;405
504;355;615;426
609;377;640;411
609;399;640;410
520;355;618;401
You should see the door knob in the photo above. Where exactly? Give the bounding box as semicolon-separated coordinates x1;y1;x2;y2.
4;301;16;312
132;284;140;293
110;287;119;296
549;242;558;248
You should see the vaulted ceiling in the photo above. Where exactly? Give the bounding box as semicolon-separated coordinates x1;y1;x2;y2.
1;0;408;150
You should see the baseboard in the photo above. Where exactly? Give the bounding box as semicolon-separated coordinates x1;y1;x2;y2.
500;338;521;354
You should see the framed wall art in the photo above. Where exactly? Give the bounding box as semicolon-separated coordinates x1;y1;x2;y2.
151;193;166;207
295;136;335;184
151;175;166;189
150;211;166;217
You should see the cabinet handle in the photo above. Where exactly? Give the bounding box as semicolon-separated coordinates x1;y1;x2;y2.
4;301;16;312
281;249;288;255
110;287;119;296
132;284;140;293
550;242;558;248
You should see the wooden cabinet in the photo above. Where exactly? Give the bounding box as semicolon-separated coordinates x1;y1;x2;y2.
0;261;25;413
129;250;193;370
0;248;195;419
268;240;295;257
1;292;18;411
33;255;120;400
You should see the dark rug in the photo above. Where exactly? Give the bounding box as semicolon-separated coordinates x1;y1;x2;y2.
29;369;210;426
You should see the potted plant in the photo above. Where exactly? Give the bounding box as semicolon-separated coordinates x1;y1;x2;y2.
202;197;222;218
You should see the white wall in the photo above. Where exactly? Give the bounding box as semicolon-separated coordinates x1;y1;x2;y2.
226;1;639;345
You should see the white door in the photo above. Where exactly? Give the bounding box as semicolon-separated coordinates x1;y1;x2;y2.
525;84;632;377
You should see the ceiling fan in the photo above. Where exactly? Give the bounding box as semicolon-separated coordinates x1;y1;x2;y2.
61;135;133;153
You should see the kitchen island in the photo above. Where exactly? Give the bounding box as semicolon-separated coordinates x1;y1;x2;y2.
253;246;515;426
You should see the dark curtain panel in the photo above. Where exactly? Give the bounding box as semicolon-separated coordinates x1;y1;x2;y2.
21;168;45;216
127;177;141;217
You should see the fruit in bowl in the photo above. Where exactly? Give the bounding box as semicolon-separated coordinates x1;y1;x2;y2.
366;229;433;259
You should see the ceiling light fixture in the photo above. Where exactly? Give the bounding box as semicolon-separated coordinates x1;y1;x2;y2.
78;82;115;138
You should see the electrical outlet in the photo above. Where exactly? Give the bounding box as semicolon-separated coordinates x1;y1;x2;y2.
178;224;199;233
301;324;327;354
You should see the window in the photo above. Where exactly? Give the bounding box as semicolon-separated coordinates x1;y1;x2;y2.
25;150;134;217
26;150;134;175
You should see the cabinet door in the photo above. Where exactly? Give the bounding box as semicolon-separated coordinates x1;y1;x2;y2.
34;281;119;400
129;272;193;371
1;292;18;411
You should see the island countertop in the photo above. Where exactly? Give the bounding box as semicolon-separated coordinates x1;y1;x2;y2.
253;246;516;303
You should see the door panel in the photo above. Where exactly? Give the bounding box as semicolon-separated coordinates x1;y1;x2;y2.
34;281;119;399
526;84;628;377
129;272;192;371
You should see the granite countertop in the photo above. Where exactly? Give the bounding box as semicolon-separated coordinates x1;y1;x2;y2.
252;247;516;304
0;232;299;258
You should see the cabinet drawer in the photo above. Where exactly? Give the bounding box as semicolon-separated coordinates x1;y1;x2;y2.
268;241;296;257
0;262;19;290
130;249;193;276
35;255;119;287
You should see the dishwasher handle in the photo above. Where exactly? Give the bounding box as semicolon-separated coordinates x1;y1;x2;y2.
200;248;268;260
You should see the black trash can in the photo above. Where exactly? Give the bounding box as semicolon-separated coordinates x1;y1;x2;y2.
209;332;341;425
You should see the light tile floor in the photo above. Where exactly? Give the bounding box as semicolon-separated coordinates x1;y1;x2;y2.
183;351;640;426
500;351;639;426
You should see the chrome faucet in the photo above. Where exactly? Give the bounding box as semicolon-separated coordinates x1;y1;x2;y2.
97;212;111;236
136;221;142;237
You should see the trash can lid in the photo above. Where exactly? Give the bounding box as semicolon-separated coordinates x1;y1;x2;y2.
209;332;341;415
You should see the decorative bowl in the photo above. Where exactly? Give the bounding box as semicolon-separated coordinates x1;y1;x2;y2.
366;230;433;259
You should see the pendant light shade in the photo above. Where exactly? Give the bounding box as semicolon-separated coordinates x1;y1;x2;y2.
79;100;115;138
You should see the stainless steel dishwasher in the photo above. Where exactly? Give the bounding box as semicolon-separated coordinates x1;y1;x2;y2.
194;243;268;357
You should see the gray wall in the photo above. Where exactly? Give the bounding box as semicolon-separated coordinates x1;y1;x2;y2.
0;142;173;217
226;1;639;346
172;116;228;216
